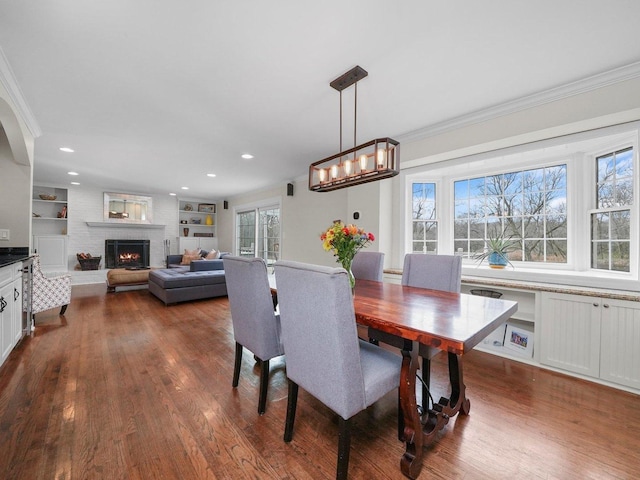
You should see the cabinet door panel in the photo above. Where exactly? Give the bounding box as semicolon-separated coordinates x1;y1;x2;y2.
33;235;68;272
1;281;14;362
178;237;200;252
600;299;640;389
540;292;600;377
13;271;23;344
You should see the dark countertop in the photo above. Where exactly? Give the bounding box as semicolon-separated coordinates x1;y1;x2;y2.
0;247;31;269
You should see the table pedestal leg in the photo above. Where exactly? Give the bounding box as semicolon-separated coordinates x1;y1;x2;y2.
444;352;471;416
399;341;423;479
398;348;471;479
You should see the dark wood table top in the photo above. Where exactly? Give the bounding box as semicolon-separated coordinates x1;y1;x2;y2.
353;279;518;355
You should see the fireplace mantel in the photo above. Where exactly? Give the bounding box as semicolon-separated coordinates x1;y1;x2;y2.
86;222;165;229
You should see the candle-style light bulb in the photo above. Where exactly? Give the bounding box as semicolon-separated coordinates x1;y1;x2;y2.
376;149;385;168
318;168;327;183
330;164;339;179
359;154;367;171
344;159;352;176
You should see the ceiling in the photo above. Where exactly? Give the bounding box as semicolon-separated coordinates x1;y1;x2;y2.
1;1;640;200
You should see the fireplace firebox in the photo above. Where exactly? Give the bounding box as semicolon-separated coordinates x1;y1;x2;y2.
105;239;150;269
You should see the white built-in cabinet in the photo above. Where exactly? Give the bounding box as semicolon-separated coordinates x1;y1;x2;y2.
540;292;640;390
0;262;23;367
381;271;640;395
32;186;68;272
178;199;218;252
33;235;68;272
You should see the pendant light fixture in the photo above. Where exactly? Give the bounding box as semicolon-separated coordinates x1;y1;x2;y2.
309;65;399;192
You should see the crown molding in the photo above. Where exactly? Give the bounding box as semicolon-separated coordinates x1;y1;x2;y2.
0;47;42;138
398;61;640;144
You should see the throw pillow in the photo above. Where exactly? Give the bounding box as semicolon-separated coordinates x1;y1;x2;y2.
204;249;220;260
180;253;202;265
200;249;209;258
184;248;200;256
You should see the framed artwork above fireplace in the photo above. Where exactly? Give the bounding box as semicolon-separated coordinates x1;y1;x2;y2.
104;192;153;224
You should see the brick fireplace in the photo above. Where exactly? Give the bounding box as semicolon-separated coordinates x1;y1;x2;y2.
105;239;150;269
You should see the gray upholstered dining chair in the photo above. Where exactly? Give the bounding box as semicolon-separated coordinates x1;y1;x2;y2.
274;260;400;480
351;251;384;282
223;256;284;415
369;253;462;408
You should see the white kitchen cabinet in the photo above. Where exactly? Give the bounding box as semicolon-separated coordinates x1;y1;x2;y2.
0;262;23;366
12;267;22;345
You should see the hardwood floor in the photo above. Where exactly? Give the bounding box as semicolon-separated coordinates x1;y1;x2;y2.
1;284;639;479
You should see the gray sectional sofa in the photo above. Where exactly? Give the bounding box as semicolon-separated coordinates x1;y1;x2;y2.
148;253;228;305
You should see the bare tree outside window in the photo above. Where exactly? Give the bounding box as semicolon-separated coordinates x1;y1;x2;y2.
454;165;568;264
412;183;437;253
591;147;633;272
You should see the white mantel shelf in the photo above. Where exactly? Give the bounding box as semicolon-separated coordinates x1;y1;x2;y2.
86;222;165;229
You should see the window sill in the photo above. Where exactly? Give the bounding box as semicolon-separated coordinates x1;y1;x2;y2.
383;265;640;299
461;265;640;297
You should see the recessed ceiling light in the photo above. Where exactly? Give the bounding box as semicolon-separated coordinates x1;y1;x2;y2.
70;182;80;185
67;171;79;176
181;186;189;190
207;173;217;177
60;147;74;153
169;192;177;196
241;153;254;159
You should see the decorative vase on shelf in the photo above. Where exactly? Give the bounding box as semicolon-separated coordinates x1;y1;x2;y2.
205;214;213;226
183;227;189;237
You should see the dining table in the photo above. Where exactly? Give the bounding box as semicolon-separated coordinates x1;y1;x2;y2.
269;274;518;479
352;279;518;478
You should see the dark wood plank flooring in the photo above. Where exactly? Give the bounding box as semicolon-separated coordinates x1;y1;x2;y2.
1;284;639;479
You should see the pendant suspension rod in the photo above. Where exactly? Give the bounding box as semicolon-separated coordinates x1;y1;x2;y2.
354;81;357;149
339;90;343;154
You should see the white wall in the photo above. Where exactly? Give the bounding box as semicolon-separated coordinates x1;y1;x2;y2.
0;89;34;248
218;77;640;271
66;186;179;270
0;125;30;247
217;180;351;267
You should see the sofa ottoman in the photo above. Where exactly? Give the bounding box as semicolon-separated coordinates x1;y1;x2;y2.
148;268;227;305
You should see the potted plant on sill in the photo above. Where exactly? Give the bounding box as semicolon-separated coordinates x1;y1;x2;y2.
474;234;517;269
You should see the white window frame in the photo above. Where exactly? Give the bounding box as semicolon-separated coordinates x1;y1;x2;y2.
233;196;282;264
407;180;441;254
403;122;640;290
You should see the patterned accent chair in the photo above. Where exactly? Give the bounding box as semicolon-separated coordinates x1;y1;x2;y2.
31;254;71;318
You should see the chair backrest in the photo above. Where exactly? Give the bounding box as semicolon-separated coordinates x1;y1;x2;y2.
401;253;462;293
274;260;367;419
351;251;384;282
223;256;282;361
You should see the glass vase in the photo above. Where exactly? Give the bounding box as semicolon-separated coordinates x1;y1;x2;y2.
340;258;356;294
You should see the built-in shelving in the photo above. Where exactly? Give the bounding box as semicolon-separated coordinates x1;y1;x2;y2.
32;186;68;235
32;186;69;272
178;199;217;251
